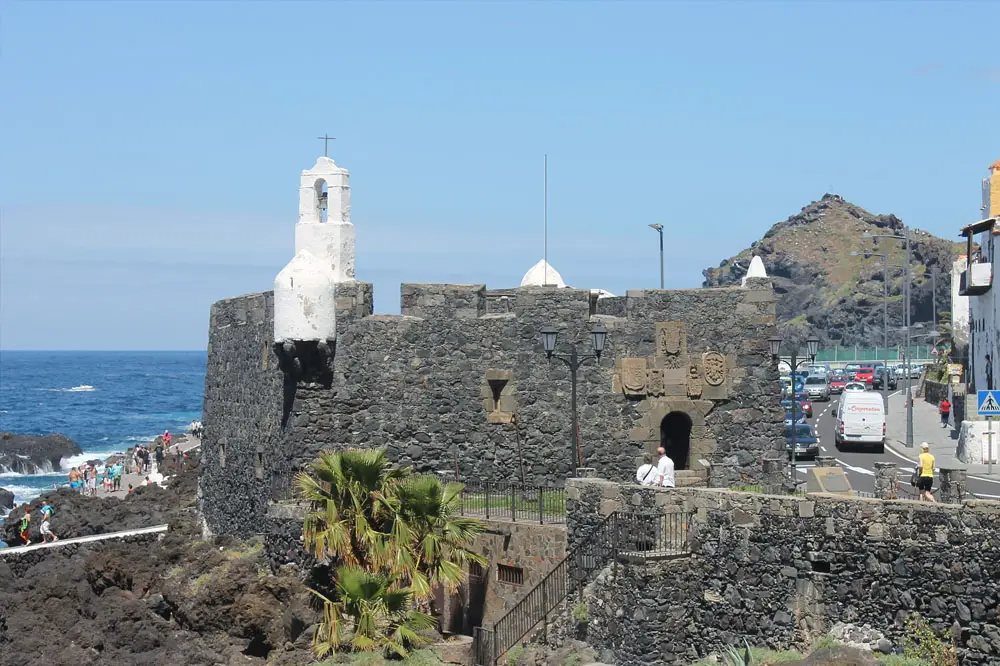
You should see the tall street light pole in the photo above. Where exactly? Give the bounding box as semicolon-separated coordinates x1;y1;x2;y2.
769;334;820;490
851;249;893;406
648;224;664;289
540;322;608;472
864;227;914;448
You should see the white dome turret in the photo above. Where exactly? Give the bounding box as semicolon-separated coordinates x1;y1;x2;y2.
520;259;566;288
741;255;768;287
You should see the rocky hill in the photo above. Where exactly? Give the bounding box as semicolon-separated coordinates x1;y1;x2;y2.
702;194;964;348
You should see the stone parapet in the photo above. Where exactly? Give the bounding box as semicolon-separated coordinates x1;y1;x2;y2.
939;468;969;504
873;462;897;499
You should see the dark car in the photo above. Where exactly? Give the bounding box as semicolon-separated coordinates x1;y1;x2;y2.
781;397;812;418
872;367;897;390
785;423;820;459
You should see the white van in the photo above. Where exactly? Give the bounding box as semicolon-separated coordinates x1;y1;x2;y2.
834;391;886;453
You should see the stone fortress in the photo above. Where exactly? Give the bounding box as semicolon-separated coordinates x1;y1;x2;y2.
199;155;785;537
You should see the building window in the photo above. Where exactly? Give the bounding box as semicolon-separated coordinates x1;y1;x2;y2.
497;563;524;586
263;341;271;370
469;561;485;580
255;448;264;480
219;439;227;468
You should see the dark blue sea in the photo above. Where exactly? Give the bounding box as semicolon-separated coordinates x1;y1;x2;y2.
0;351;205;508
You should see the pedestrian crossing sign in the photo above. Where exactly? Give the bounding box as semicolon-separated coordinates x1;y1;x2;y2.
978;390;1000;416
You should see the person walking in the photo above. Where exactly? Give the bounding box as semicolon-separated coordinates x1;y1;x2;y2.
18;507;31;546
655;445;676;488
154;443;164;474
111;460;123;491
917;442;937;502
39;502;58;543
939;398;952;429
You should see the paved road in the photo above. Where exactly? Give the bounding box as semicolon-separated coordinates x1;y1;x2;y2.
792;393;1000;500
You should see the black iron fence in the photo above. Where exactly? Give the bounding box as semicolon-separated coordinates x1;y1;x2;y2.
458;481;566;524
473;511;691;665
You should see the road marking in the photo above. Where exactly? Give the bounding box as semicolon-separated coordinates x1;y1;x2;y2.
820;446;827;452
835;459;875;476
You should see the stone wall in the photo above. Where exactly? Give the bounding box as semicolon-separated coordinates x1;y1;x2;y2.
566;478;1000;666
463;520;566;628
202;278;782;535
199;292;285;538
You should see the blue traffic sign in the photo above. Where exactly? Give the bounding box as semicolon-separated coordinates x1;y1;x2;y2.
978;390;1000;416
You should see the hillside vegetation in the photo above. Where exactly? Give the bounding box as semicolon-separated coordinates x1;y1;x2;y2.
703;194;964;347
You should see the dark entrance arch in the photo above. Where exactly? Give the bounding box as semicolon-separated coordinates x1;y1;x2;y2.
659;411;693;471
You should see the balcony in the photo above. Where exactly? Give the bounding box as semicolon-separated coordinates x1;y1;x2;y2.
959;260;993;296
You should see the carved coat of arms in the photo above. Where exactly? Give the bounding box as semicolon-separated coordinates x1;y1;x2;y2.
647;369;665;397
703;351;727;387
687;363;703;398
657;322;684;357
621;358;647;395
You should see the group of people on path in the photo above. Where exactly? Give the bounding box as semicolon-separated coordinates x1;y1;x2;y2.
132;432;168;476
68;460;125;496
16;502;57;547
635;445;677;488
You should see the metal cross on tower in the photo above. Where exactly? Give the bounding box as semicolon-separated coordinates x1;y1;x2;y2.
316;134;336;156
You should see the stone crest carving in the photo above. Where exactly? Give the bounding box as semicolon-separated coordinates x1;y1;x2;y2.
703;351;727;387
621;358;647;396
687;363;703;398
647;369;665;397
656;322;684;357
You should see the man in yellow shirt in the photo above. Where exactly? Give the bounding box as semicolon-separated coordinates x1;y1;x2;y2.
917;442;936;502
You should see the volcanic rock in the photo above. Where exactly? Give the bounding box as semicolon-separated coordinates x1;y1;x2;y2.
703;194;962;347
0;487;13;510
0;431;83;474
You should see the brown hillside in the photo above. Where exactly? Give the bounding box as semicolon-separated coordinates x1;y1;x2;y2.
702;194;964;348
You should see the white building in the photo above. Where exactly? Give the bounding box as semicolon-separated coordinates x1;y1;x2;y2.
957;160;999;463
274;156;356;344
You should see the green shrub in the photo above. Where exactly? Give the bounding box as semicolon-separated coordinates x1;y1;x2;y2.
571;602;589;624
903;614;958;666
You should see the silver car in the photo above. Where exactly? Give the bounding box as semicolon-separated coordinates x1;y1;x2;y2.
803;375;830;401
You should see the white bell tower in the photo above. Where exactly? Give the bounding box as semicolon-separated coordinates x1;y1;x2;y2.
274;155;357;345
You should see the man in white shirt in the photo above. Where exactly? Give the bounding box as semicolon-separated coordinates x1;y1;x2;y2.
656;445;676;488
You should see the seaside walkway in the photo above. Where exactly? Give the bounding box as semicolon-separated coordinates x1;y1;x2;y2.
0;524;168;557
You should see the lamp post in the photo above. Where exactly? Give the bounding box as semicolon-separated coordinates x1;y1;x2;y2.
769;334;820;488
540;322;609;471
863;227;913;447
648;224;664;289
851;249;894;406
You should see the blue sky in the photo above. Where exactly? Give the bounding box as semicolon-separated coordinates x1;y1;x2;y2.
1;1;997;350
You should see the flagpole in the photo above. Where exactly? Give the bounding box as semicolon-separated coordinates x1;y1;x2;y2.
543;154;548;286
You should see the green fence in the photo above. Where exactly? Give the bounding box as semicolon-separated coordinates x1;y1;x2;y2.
813;346;933;363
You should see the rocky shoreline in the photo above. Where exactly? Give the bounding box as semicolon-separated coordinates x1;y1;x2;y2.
0;431;83;475
0;448;320;666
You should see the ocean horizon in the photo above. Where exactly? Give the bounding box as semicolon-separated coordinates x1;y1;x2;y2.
0;350;206;506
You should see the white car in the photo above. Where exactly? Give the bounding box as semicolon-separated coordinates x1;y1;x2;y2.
843;382;866;392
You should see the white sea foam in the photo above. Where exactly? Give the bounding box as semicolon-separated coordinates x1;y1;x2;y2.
37;385;97;392
60;453;115;471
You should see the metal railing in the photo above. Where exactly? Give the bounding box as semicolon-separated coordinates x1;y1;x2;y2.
458;481;566;524
473;511;691;665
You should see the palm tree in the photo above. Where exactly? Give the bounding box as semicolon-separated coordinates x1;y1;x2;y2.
295;448;485;657
312;565;435;658
389;474;486;602
295;448;405;571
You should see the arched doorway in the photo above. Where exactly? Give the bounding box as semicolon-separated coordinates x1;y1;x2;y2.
660;411;692;470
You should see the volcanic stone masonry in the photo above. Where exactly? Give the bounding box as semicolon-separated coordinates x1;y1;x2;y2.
565;479;1000;666
200;278;783;537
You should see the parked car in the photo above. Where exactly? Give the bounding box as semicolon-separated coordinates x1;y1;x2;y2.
803;375;831;401
834;390;886;453
843;382;866;392
828;374;848;394
785;423;820;459
854;366;875;388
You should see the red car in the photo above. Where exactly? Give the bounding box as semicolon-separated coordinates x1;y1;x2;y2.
854;367;875;388
828;374;847;394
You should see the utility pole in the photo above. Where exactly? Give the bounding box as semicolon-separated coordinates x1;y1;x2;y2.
905;227;914;448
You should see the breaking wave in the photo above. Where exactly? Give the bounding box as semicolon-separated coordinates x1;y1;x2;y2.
37;385;97;393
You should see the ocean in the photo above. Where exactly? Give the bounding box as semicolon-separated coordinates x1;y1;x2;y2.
0;351;205;507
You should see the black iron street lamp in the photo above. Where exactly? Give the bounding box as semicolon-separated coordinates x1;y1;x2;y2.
769;334;820;488
540;322;608;471
648;223;664;289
